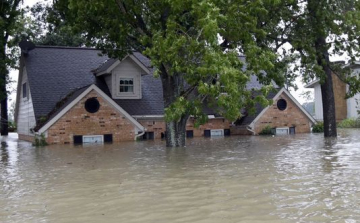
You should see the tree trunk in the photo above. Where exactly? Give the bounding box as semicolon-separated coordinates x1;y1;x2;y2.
320;68;337;137
0;48;8;136
165;118;187;147
160;65;189;147
0;96;8;136
316;37;337;137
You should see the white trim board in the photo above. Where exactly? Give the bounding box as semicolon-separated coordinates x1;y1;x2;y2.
96;55;150;76
38;84;145;133
249;88;316;129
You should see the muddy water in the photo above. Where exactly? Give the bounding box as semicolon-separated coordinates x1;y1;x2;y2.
1;130;360;222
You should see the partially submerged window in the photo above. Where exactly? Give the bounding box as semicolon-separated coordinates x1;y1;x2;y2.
83;135;104;144
142;132;154;140
119;78;134;93
276;128;289;135
211;129;224;136
204;129;225;137
224;129;231;136
22;83;27;98
186;130;194;138
74;134;112;144
277;99;287;111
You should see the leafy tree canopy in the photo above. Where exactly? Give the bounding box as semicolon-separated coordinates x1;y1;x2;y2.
63;0;286;122
254;0;360;137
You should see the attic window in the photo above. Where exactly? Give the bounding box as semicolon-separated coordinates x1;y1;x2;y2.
85;97;100;113
119;78;134;93
22;83;27;98
277;99;287;111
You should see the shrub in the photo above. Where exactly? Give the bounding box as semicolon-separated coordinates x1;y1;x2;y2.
33;133;48;147
338;118;360;128
312;122;324;133
259;125;274;135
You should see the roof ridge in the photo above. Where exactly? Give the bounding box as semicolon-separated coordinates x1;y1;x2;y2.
35;45;99;50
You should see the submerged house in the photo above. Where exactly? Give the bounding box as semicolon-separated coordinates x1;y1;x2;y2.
305;62;360;122
15;44;315;144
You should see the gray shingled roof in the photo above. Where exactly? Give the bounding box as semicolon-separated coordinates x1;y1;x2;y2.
24;46;271;125
235;90;279;126
25;46;107;120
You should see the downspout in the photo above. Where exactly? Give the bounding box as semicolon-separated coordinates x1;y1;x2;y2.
247;125;256;135
134;128;146;140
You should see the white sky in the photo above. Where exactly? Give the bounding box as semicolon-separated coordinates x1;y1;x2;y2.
9;0;311;109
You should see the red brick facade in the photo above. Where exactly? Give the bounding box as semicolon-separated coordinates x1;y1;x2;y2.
253;92;312;134
137;118;232;139
46;90;138;144
25;89;313;145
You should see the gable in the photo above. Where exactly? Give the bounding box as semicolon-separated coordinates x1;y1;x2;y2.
250;88;316;129
38;85;144;134
110;57;144;99
15;65;37;135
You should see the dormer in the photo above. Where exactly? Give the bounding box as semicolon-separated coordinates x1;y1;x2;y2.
94;55;151;99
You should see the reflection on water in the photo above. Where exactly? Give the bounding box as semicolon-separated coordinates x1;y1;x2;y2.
2;130;360;222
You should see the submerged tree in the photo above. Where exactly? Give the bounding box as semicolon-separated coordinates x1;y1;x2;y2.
54;0;285;147
256;0;360;137
0;0;24;135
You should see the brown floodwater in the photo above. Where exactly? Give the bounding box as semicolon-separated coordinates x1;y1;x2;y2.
1;130;360;222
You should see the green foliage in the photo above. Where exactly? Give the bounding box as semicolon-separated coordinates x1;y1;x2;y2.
61;0;282;127
312;122;324;133
338;118;360;128
28;2;87;46
33;133;48;147
259;125;274;135
253;0;360;137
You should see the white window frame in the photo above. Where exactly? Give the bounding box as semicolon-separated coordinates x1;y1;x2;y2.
83;135;104;144
119;77;135;93
113;73;142;99
210;129;224;137
275;127;289;135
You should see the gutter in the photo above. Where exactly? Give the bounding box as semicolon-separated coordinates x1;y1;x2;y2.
133;115;164;120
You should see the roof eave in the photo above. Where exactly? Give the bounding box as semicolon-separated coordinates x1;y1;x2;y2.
304;80;320;88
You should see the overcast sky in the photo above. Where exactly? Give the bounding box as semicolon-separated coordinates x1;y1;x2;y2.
9;0;311;107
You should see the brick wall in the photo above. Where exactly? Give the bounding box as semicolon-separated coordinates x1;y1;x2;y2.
137;119;165;139
187;118;232;137
137;118;232;139
332;72;347;121
253;92;312;134
46;90;137;144
18;134;35;143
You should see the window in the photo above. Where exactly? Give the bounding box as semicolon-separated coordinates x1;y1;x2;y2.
276;128;289;135
83;135;104;144
211;129;224;137
85;97;100;113
22;83;27;98
119;78;134;93
73;134;111;144
277;99;287;111
204;129;225;137
186;130;194;138
142;132;154;140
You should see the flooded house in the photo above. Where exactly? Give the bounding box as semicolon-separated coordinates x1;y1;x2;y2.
15;42;315;144
305;62;360;122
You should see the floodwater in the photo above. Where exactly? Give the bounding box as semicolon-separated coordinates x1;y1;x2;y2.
1;130;360;223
